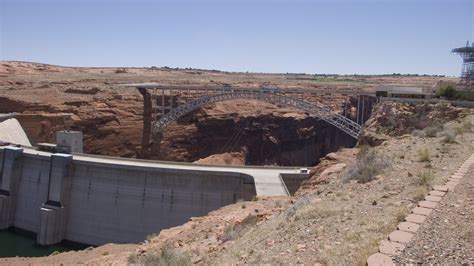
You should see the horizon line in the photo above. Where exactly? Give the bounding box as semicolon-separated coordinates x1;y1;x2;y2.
1;60;459;78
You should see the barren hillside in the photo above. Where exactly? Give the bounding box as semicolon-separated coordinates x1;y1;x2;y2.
2;100;473;265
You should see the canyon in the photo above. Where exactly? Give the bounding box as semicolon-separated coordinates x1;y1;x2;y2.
0;61;448;166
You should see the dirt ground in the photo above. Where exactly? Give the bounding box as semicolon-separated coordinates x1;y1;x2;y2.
394;165;474;264
2;102;473;265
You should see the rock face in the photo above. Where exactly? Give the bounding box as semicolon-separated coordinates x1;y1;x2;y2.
0;93;357;166
360;101;469;146
158;100;357;166
0;94;144;157
1;61;391;166
193;151;247;165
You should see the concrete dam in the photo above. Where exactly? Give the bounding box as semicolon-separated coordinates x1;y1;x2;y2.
0;146;306;246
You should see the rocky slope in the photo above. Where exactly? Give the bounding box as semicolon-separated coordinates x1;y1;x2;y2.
0;61;401;166
3;102;472;265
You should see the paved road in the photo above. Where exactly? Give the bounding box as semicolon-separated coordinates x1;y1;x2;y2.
21;147;304;196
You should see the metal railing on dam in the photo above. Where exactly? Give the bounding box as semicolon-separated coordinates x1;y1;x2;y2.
0;146;305;246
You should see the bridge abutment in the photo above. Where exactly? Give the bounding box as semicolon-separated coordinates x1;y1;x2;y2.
37;153;73;246
0;147;23;229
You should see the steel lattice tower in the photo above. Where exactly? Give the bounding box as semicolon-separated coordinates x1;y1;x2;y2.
452;41;474;90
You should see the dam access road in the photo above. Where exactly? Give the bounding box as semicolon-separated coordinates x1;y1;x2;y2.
0;145;307;246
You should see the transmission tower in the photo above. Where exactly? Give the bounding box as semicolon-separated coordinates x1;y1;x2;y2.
452;41;474;90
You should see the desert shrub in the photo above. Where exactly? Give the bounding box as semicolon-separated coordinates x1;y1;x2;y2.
396;206;410;222
127;245;191;266
463;121;473;132
221;223;237;242
454;126;464;136
413;186;428;201
442;133;457;144
411;129;425;138
418;146;430;162
294;204;339;221
49;251;60;256
158;245;191;266
416;171;433;187
342;147;390;183
222;213;258;242
423;123;444;138
128;253;139;264
286;193;313;217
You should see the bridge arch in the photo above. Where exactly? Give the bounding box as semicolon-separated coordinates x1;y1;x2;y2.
153;90;361;139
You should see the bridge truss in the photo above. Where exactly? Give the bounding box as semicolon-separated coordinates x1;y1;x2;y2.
125;83;373;158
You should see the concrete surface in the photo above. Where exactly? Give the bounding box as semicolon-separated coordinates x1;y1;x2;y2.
0;146;303;246
0;118;31;146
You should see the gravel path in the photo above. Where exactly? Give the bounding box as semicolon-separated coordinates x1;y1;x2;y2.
394;165;474;264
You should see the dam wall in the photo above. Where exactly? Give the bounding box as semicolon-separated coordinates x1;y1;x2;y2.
0;147;256;246
0;118;32;146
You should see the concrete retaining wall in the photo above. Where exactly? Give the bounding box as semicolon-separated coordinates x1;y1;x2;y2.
0;147;256;246
279;173;310;196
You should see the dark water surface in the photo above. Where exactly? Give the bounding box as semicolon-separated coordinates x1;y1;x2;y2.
0;230;77;258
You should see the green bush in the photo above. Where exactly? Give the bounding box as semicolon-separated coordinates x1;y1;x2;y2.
434;83;474;101
435;84;457;100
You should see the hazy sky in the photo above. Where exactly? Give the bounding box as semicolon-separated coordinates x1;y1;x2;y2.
1;0;473;75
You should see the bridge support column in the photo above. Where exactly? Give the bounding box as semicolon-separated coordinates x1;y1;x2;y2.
37;153;73;246
150;131;162;157
138;88;153;159
0;147;23;229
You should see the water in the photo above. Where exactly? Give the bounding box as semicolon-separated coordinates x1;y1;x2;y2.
0;230;77;258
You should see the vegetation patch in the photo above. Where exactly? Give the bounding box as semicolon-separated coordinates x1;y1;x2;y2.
441;133;457;144
342;146;390;183
220;214;259;243
435;83;474;101
127;245;191;266
463;121;472;132
418;146;430;162
423;123;444;138
413;186;429;201
416;170;434;188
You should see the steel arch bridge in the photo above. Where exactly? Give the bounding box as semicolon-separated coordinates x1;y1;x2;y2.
155;90;361;139
124;83;372;158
